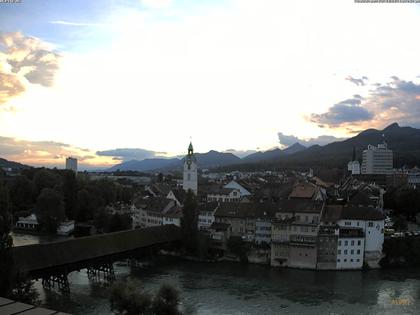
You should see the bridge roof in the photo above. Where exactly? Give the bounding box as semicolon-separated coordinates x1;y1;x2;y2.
12;225;181;274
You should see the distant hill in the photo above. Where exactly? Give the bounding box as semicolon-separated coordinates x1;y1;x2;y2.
194;150;241;168
0;157;30;170
283;122;420;168
107;150;242;172
107;123;420;172
108;158;181;172
242;142;306;163
229;123;420;171
283;142;307;155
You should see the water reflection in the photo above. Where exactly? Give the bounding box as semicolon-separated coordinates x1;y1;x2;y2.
34;257;420;315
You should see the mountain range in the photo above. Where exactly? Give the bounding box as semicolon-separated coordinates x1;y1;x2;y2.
107;123;420;172
2;123;420;173
0;157;29;171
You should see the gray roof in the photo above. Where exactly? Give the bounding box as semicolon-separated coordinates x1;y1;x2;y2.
322;205;384;222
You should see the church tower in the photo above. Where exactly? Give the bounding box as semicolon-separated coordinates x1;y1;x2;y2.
183;142;198;194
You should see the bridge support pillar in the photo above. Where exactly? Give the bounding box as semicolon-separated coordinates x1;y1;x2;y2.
87;262;115;283
42;272;70;293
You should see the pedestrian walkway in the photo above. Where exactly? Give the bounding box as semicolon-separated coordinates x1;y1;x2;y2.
0;297;71;315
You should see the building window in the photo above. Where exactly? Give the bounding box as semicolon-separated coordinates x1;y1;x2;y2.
345;241;348;246
357;249;360;254
337;259;340;262
344;259;347;262
344;250;348;255
368;222;374;227
351;240;354;246
351;250;354;255
338;250;341;254
358;240;361;246
338;240;341;246
345;221;351;226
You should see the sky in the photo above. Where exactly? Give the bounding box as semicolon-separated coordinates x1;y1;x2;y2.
1;0;420;169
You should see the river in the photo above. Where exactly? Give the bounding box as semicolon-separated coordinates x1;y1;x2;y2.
13;234;420;315
32;257;419;315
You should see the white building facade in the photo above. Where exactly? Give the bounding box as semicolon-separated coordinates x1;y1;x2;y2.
361;143;393;175
66;157;78;174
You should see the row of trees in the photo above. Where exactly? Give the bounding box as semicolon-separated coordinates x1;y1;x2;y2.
1;168;135;233
384;185;420;220
0;182;38;302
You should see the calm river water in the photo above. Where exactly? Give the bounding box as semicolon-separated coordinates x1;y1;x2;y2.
13;234;420;315
32;257;420;315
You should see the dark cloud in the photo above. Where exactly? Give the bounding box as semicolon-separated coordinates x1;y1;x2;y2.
277;132;346;148
364;77;420;128
346;75;368;86
96;148;166;161
309;76;420;129
309;97;374;127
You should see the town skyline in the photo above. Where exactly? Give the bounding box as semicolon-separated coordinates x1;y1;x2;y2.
1;0;420;168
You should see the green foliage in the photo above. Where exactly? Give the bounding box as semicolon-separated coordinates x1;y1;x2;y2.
108;213;132;233
59;170;78;220
392;216;408;231
9;176;35;213
36;188;65;233
381;237;420;268
384;185;420;220
110;279;153;315
2;167;139;234
110;279;182;315
151;284;182;315
0;184;14;296
180;190;198;254
9;277;40;305
227;236;250;263
33;169;61;195
93;209;132;233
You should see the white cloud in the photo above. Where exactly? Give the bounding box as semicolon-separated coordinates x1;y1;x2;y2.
140;0;173;9
2;0;420;164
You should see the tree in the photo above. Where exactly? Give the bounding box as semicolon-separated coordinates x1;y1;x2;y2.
180;190;198;254
9;275;39;305
33;169;60;195
59;170;78;220
227;236;250;263
108;213;132;232
152;283;182;315
0;184;14;296
110;279;153;315
9;176;36;213
36;188;65;233
109;279;182;315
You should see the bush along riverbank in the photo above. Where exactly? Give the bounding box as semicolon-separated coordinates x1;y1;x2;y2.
380;237;420;268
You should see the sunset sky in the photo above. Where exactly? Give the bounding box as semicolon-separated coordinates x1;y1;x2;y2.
1;0;420;169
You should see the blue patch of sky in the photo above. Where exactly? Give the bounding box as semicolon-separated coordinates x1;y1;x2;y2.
0;0;228;52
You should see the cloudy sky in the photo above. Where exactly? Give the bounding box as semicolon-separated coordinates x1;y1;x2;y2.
1;0;420;169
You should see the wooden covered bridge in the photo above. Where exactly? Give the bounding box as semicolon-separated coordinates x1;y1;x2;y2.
11;225;182;292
